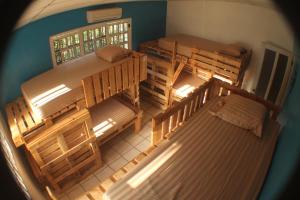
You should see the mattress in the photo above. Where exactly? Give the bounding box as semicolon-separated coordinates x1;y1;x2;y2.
90;98;136;139
104;98;280;200
158;34;229;57
21;53;113;119
172;71;206;99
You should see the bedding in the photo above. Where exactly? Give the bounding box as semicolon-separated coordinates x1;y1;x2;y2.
172;71;206;99
104;97;280;200
210;94;267;137
90;97;136;139
158;34;244;58
21;53;113;119
95;45;131;63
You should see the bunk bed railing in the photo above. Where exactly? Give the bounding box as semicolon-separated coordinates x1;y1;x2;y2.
82;52;147;108
151;80;213;145
151;78;280;145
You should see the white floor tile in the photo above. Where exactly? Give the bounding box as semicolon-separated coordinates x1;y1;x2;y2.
80;175;100;191
142;112;152;125
139;125;152;138
125;134;144;147
122;148;140;161
95;166;115;181
58;195;70;200
146;106;162;116
108;157;128;171
140;100;152;110
67;185;89;200
102;148;121;164
112;140;133;154
135;139;151;152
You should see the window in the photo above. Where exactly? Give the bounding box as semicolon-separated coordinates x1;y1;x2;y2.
50;18;132;67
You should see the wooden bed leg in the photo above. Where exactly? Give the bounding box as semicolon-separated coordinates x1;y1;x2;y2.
151;118;162;146
134;111;143;133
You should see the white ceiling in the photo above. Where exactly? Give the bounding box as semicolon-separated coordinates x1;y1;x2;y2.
16;0;146;29
16;0;276;29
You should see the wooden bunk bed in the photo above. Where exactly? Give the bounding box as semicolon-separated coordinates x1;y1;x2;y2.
100;78;280;200
5;49;147;193
139;34;252;109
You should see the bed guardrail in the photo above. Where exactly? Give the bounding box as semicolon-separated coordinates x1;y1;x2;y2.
82;52;147;108
151;78;280;145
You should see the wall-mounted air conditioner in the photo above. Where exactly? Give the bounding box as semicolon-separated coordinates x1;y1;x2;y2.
87;8;122;23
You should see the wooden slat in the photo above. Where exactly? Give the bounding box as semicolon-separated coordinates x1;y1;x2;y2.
128;60;134;85
82;77;95;108
151;118;162;146
101;178;114;191
122;62;129;90
108;67;116;96
147;68;169;81
101;70;109;99
134;56;140;84
5;104;23;147
92;73;103;104
16;98;35;128
140;54;147;81
122;161;137;172
112;169;127;181
115;65;122;92
134;153;147;163
12;103;27;134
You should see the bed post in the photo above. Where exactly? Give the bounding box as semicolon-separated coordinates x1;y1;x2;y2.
151;117;162;146
134;111;143;133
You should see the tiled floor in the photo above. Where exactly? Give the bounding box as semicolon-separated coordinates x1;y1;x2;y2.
57;100;162;200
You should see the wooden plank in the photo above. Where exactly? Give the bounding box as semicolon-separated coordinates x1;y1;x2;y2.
82;77;95;108
128;60;134;86
144;145;157;155
147;68;168;81
147;55;171;69
194;49;241;67
108;67;116;96
122;62;129;90
172;62;186;85
134;56;140;84
5;104;23;147
92;73;103;104
101;70;110;99
122;161;137;172
86;187;104;200
140;54;147;81
12;103;27;134
115;65;122;92
134;153;147;163
112;169;126;181
192;54;240;73
16;98;35;128
140;86;167;100
100;178;114;191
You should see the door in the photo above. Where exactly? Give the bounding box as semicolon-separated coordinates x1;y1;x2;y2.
256;42;294;106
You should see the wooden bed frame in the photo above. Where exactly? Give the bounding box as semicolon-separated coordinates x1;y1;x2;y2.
5;51;147;193
139;38;252;110
151;78;280;146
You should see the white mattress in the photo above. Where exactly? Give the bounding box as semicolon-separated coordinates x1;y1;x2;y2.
21;53;112;119
90;98;136;140
172;71;206;99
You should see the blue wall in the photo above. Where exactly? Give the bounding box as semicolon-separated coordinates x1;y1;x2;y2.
0;1;167;108
259;45;300;199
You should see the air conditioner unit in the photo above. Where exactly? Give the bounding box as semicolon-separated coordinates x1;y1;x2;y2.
87;8;122;23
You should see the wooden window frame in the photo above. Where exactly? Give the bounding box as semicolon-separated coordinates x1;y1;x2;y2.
49;18;132;67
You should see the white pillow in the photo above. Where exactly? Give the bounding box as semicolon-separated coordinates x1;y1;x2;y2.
210;94;267;137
